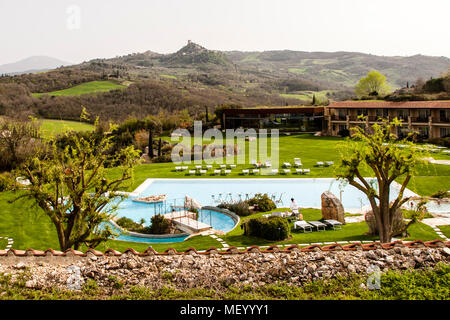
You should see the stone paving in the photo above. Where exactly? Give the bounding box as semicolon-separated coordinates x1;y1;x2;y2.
0;236;13;250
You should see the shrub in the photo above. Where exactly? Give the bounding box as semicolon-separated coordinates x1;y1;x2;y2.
248;193;276;212
338;129;350;137
431;190;449;199
148;214;170;234
243;216;290;241
116;217;144;232
218;200;251;216
0;173;12;192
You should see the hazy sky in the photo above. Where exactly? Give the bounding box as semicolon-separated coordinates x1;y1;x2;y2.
1;0;449;65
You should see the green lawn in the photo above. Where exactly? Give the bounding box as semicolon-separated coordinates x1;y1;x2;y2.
0;238;7;249
0;191;440;253
107;134;450;197
39;119;95;138
438;225;450;239
1;133;447;252
32;81;125;97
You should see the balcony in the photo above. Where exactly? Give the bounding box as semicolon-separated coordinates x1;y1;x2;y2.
410;117;429;123
331;115;347;121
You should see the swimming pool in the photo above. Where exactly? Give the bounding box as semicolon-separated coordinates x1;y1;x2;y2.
137;178;401;211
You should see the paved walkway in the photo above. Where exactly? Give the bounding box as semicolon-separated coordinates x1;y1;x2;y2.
0;236;13;250
422;157;450;166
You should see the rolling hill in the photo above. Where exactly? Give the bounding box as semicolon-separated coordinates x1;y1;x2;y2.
0;56;72;75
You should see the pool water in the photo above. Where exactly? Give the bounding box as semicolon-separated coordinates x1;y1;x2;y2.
137;178;400;211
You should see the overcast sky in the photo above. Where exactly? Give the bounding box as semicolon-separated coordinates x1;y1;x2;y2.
1;0;449;65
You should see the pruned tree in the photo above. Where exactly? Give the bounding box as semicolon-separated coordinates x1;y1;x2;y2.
336;118;427;243
13;131;140;251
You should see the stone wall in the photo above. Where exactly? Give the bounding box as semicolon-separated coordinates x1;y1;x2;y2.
0;241;449;291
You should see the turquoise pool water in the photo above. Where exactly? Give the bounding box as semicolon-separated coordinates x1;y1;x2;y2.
138;178;400;210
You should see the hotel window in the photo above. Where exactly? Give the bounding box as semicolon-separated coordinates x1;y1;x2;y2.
375;108;389;119
397;109;409;120
440;127;450;138
338;109;347;120
418;127;429;139
417;109;430;122
440;110;450;122
356;108;368;117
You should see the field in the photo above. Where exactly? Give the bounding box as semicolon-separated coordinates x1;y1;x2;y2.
32;80;125;97
280;90;336;104
39;119;95;138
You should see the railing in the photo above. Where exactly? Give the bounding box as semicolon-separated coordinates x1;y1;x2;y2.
410;117;429;123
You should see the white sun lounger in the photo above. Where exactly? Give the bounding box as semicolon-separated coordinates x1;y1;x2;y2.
205;165;213;170
213;170;221;175
188;170;196;175
294;161;302;167
324;219;343;230
271;169;278;175
265;162;272;168
294;220;313;233
175;166;182;171
283;169;291;175
303;169;310;174
325;161;334;166
181;166;188;171
220;164;227;169
252;169;260;175
242;169;249;175
316;162;324;167
195;165;202;169
229;164;236;169
224;170;231;175
295;169;303;174
308;220;327;231
199;170;207;175
283;162;291;168
294;158;301;161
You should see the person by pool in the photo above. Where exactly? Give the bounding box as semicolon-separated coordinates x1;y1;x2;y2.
290;198;303;220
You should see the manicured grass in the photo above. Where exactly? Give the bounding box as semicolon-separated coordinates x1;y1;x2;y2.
39;119;95;138
32;81;125;97
438;225;450;239
0;238;7;249
107;134;450;197
222;208;439;247
0;191;221;252
0;191;439;252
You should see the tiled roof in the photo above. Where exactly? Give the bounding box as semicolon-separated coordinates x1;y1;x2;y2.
328;100;450;109
0;240;448;257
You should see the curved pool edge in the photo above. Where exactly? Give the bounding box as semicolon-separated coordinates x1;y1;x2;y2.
108;220;190;244
201;206;241;233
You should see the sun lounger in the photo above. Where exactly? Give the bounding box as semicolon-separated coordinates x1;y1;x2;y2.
294;161;302;167
220;164;227;169
283;162;291;168
242;169;249;175
325;161;334;166
283;169;291;175
213;169;221;175
175;166;182;171
295;169;303;174
271;211;284;217
224;170;231;175
316;161;324;167
229;164;236;169
271;169;278;175
181;166;188;171
265;162;272;168
302;169;310;174
308;220;327;231
205;165;213;170
294;220;313;233
188;170;196;175
252;169;260;175
323;219;343;230
262;214;271;218
294;158;301;162
195;165;202;169
199;170;207;175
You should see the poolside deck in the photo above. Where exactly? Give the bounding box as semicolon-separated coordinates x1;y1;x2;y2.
163;210;212;233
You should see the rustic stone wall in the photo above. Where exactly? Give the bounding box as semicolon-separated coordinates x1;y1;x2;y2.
1;245;449;291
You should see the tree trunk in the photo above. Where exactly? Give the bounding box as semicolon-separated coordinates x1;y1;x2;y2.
378;181;392;243
148;130;153;158
158;138;162;157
